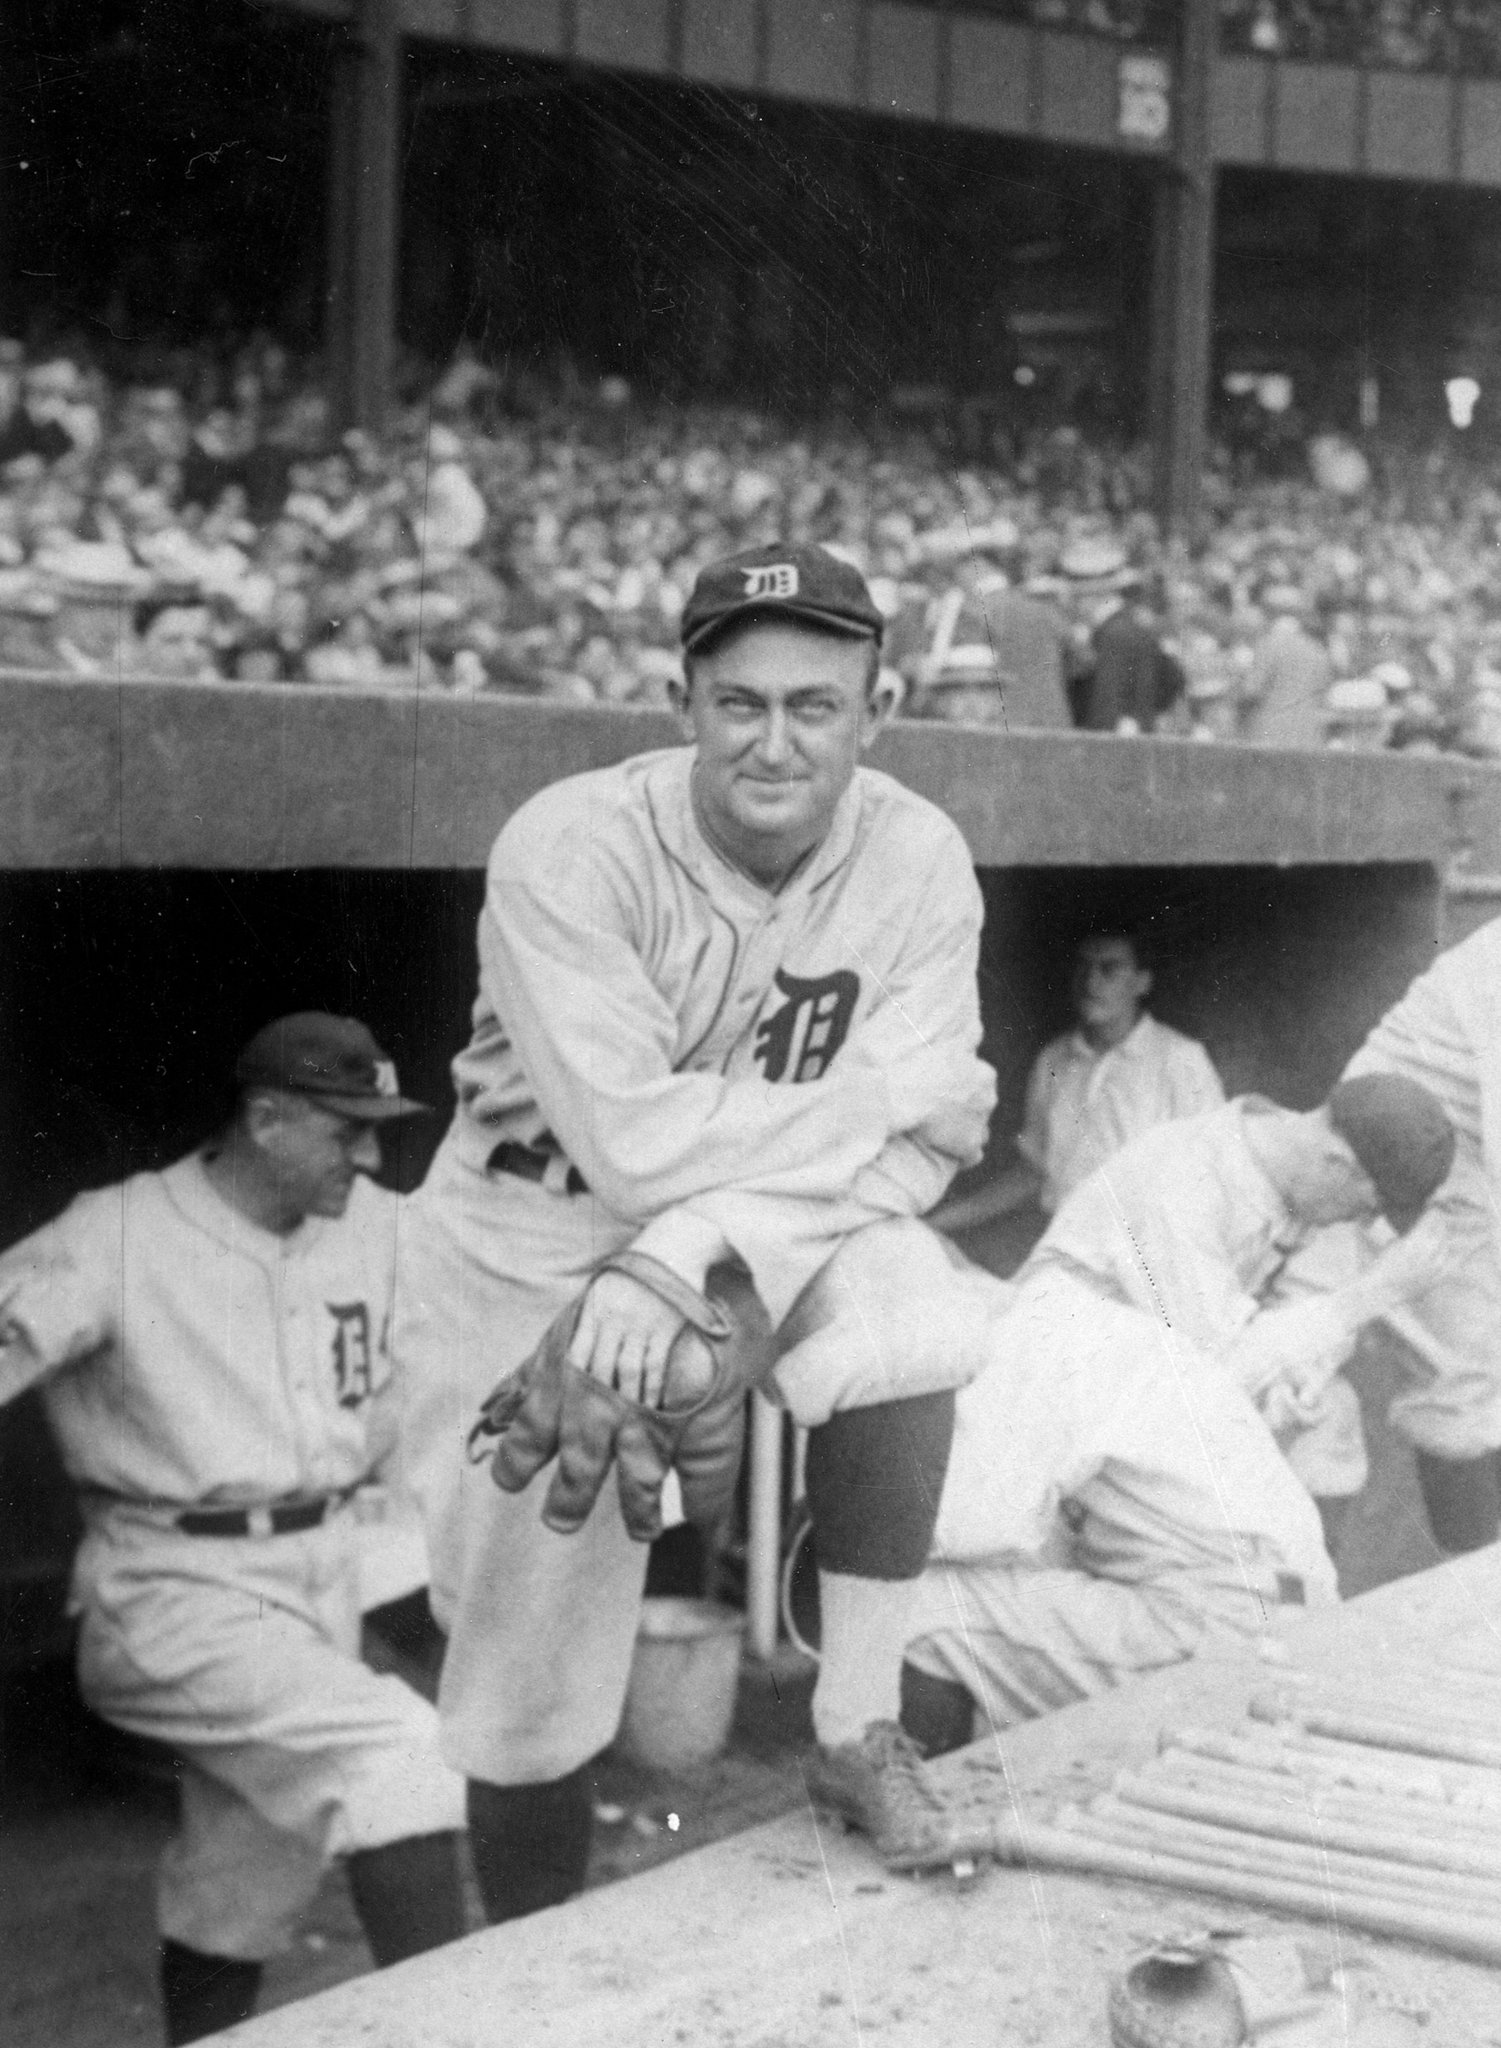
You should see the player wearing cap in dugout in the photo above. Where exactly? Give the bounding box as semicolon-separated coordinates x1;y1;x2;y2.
878;1074;1462;1762
397;540;998;1889
0;1015;467;2045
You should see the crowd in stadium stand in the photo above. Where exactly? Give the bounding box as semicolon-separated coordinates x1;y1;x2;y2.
1216;0;1501;70
1004;0;1501;76
4;334;1501;758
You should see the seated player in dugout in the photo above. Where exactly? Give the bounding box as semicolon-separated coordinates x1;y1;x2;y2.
0;1016;467;2045
397;541;999;1893
935;924;1224;1238
783;1074;1460;1795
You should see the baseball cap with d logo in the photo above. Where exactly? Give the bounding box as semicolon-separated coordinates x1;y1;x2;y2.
235;1013;428;1121
681;542;885;653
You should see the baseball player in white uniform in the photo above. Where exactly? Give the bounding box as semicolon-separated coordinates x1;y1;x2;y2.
0;1015;467;2045
882;1074;1458;1755
937;926;1224;1234
901;1264;1338;1754
398;541;998;1892
1343;914;1501;1551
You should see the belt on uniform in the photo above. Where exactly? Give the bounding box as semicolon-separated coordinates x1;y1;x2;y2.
176;1492;352;1539
487;1140;589;1196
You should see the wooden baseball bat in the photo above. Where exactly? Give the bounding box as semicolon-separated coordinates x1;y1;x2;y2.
1294;1729;1501;1806
1105;1777;1501;1884
1276;1659;1501;1707
1081;1796;1501;1913
1265;1673;1501;1733
1164;1723;1501;1808
939;1808;1501;1968
1114;1770;1501;1881
1250;1692;1501;1772
1151;1749;1501;1845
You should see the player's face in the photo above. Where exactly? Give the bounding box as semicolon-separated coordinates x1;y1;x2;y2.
1073;938;1151;1040
676;622;890;882
264;1099;382;1219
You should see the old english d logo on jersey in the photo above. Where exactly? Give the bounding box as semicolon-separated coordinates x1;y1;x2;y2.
327;1301;373;1409
754;968;859;1082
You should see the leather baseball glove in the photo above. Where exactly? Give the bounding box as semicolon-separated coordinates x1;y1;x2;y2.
467;1249;769;1542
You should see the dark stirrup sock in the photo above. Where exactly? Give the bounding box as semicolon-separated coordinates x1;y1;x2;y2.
1414;1448;1501;1554
899;1661;976;1759
804;1390;956;1579
159;1939;262;2045
346;1829;467;1965
467;1766;594;1924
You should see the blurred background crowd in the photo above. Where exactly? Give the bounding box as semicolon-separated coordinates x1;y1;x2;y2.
1007;0;1501;75
3;334;1500;759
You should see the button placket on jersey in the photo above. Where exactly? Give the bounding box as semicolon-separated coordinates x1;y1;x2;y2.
730;904;787;1053
279;1240;335;1493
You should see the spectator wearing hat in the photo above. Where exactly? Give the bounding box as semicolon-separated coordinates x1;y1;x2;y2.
1075;567;1186;735
918;552;1071;730
0;1014;468;2043
1238;585;1333;749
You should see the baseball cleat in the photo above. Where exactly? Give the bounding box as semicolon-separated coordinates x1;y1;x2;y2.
804;1721;953;1869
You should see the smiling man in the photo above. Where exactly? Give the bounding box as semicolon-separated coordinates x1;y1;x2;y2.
0;1015;467;2043
398;541;998;1895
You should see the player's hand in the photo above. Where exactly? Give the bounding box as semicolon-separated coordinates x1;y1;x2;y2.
568;1270;714;1408
1260;1360;1336;1437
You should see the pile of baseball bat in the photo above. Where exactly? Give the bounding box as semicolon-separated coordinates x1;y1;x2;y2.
936;1651;1501;1966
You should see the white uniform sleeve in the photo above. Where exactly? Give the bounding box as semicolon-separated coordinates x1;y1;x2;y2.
484;812;992;1273
0;1203;117;1408
1015;1046;1057;1172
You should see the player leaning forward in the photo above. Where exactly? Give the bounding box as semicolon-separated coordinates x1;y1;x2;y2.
399;543;998;1896
0;1016;466;2046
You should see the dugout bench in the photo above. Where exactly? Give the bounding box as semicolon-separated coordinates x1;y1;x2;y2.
1;673;1499;1675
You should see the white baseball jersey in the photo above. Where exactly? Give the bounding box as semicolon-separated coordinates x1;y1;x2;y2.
1017;1012;1225;1211
929;1270;1335;1597
1342;917;1501;1457
1027;1099;1325;1369
402;741;994;1783
903;1237;1336;1731
0;1150;402;1505
1016;1097;1369;1491
1346;921;1495;1158
446;744;996;1321
0;1148;464;1959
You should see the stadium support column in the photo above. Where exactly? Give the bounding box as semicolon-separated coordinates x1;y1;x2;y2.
327;0;401;433
1149;0;1216;540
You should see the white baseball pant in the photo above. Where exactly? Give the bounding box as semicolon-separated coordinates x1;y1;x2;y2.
73;1507;465;1959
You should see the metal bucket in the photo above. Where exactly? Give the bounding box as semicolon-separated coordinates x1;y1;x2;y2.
616;1597;745;1773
